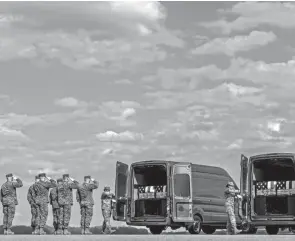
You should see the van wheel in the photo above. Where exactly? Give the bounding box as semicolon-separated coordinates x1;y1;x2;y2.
149;226;163;235
265;226;279;235
202;226;216;234
188;215;202;234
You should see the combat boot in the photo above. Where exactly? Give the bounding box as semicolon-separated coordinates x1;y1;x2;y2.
56;229;63;235
34;228;39;235
6;229;14;235
3;229;7;235
39;228;46;235
84;228;92;235
81;228;85;235
63;228;71;235
32;227;35;235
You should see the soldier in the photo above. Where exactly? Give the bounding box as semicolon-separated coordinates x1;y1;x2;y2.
50;178;63;235
34;173;57;235
101;186;115;234
76;175;98;235
0;173;23;235
27;175;40;235
57;174;79;235
224;181;241;235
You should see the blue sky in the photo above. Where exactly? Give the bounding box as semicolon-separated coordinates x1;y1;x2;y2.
1;1;295;226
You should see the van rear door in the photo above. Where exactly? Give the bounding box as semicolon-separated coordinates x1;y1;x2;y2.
172;163;194;222
240;154;251;223
113;161;129;221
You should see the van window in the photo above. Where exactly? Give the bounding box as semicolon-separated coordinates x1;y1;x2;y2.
174;174;190;197
194;177;227;198
117;173;127;197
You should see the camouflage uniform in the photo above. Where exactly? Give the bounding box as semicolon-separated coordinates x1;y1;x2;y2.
27;176;39;234
50;178;63;235
33;173;57;235
224;181;239;235
0;173;23;235
76;176;98;235
57;174;79;235
101;186;115;234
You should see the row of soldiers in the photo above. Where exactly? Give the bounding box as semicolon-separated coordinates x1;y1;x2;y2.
0;173;116;235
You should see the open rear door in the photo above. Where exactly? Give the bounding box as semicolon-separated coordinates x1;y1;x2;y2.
172;163;194;222
240;154;250;226
113;161;129;221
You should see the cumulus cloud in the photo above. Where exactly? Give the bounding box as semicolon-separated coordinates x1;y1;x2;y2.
96;130;143;142
192;31;276;56
115;79;132;85
55;97;88;108
99;100;140;126
199;2;295;34
227;139;243;150
121;108;136;119
0;121;28;139
28;167;68;176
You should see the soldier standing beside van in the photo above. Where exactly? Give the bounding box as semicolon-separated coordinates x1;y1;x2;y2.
101;186;116;234
224;181;240;235
1;174;23;235
27;176;39;234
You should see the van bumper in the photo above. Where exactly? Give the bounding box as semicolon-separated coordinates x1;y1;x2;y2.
126;217;171;226
247;218;295;227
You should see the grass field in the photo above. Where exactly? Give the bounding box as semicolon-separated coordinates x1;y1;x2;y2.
0;235;294;241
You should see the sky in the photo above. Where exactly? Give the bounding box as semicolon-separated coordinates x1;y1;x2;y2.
1;0;295;227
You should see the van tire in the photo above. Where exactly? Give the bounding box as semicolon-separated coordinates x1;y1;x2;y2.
188;215;202;234
149;226;163;235
265;226;279;235
202;226;216;234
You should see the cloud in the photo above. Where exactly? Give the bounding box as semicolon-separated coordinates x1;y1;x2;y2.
121;108;136;119
99;101;140;126
115;79;132;85
267;121;281;133
0;2;184;71
227;139;243;150
28;167;68;176
101;148;114;155
55;97;88;108
96;130;143;142
199;2;295;34
0;121;28;140
192;31;276;56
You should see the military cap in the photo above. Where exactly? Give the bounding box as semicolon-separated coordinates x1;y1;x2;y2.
104;186;110;191
6;173;13;178
35;175;40;180
38;173;46;177
226;181;234;187
57;178;63;182
84;175;91;179
63;174;69;178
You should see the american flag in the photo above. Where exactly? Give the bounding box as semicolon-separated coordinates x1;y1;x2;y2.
155;185;167;198
138;186;145;193
256;181;267;196
277;181;288;196
266;181;277;196
286;181;295;195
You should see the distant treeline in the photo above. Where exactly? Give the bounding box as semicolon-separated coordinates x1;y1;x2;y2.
0;225;149;235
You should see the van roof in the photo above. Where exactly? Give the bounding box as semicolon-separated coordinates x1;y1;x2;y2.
131;160;229;176
250;152;295;159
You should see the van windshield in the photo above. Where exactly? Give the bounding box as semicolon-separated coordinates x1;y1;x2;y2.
174;173;190;197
